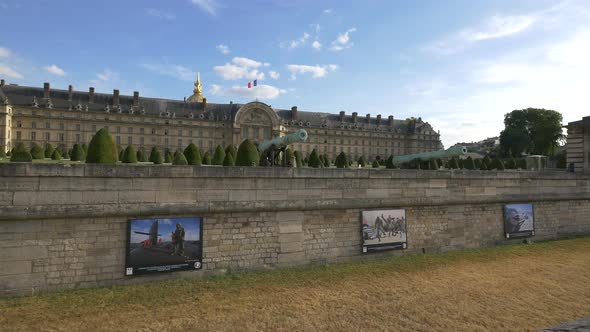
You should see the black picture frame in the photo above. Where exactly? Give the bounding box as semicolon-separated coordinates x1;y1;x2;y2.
361;209;408;254
125;217;203;276
503;203;535;239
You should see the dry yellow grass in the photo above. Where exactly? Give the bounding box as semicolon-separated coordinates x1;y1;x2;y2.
1;237;589;332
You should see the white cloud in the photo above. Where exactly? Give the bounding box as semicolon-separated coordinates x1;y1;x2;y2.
44;64;66;76
213;57;269;80
92;69;118;83
216;44;230;54
146;8;176;20
330;28;356;51
140;63;196;81
232;57;263;68
281;32;310;49
269;70;280;79
190;0;219;15
209;84;286;99
0;64;23;79
286;64;338;80
323;9;332;14
0;47;11;58
312;40;322;50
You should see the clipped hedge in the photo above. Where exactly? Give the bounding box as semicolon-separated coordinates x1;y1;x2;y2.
137;149;147;162
165;151;173;163
335;151;348;168
372;160;380;168
44;143;54;159
294;150;303;168
490;158;505;171
10;142;32;162
71;144;85;161
225;145;236;160
149;147;164;165
86;128;118;164
30;144;44;159
223;152;235;166
236;139;259;167
357;156;366;168
308;149;321;168
121;145;137;163
183;143;202;166
212;145;225;165
172;150;188;165
51;149;62;160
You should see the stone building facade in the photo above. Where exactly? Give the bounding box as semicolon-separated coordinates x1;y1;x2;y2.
0;77;442;160
567;116;590;172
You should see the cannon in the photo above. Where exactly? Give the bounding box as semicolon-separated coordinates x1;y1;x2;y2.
392;146;467;166
259;129;308;166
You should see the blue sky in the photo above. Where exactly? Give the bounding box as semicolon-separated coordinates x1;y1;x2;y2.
1;0;589;146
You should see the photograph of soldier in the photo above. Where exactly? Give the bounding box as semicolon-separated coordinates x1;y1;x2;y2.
362;209;407;253
125;217;202;276
503;204;535;238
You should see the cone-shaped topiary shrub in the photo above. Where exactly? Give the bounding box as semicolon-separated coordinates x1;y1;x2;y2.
474;158;482;169
490;158;505;170
44;143;54;159
119;149;124;161
71;144;85;161
10;142;32;162
480;161;488;171
137;149;147;162
225;144;236;160
510;157;518;169
183;143;202;166
294;150;303;168
165;151;173;163
86;128;118;164
457;158;464;169
323;154;330;168
318;154;325;168
372;160;380;168
436;159;443;168
429;159;439;170
62;149;70;160
0;149;5;159
385;155;395;169
172;150;188;165
483;155;492;168
517;158;527;170
212;145;225;165
202;151;212;165
335;151;348;168
307;149;321;168
149;147;164;165
236;139;260;167
463;156;475;170
50;149;62;160
121;145;137;163
30;144;44;159
358;156;366;168
223;152;235;166
82;144;88;155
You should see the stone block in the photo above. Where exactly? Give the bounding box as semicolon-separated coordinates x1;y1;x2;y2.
1;261;32;275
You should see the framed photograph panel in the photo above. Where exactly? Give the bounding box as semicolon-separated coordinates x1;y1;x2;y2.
125;217;203;276
362;209;407;254
503;204;535;239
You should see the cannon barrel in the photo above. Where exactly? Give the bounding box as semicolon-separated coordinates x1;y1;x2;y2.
258;129;308;152
392;146;467;165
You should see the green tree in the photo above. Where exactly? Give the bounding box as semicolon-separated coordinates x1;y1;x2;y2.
165;150;173;163
294;150;303;168
372;160;380;168
308;149;321;168
323;154;330;167
225;145;236;160
490;158;505;170
136;149;147;162
121;145;137;163
235;139;259;166
61;148;70;160
149;147;164;165
335;151;348;168
357;156;366;168
202;151;212;165
50;149;62;160
212;145;225;165
385;155;395;169
429;159;439;170
463;156;475;170
517;158;527;170
172;150;188;165
30;144;44;159
10;143;32;162
183;144;202;166
448;158;458;169
86;128;118;164
500;108;563;157
284;148;295;167
44;143;54;159
223;152;235;166
71;144;85;161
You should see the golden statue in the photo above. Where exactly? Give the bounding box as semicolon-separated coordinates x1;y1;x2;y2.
187;72;205;103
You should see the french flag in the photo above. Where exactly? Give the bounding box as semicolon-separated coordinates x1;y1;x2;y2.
247;80;258;88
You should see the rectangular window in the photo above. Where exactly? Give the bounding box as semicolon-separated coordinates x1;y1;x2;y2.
76;124;81;131
92;125;96;132
178;139;182;147
151;128;156;134
60;123;64;130
178;129;183;136
117;127;121;133
140;128;145;134
45;122;50;129
32;121;37;129
76;134;81;143
140;137;144;145
116;136;121;144
16;131;21;140
31;132;37;141
44;132;50;141
128;127;133;134
164;138;169;147
127;136;132;145
17;121;22;128
60;133;65;142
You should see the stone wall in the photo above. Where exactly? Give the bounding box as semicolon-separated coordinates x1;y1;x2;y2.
1;164;589;296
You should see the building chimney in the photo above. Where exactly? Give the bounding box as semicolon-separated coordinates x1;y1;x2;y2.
113;89;119;105
89;87;95;103
133;91;139;107
202;97;207;110
68;85;74;100
388;115;394;127
366;113;371;123
0;79;5;87
352;112;358;123
339;111;345;122
291;106;298;120
43;82;50;99
376;114;382;125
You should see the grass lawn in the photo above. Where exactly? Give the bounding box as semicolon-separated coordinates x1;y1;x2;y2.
1;237;589;331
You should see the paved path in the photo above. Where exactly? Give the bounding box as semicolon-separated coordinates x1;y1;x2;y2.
538;317;590;331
